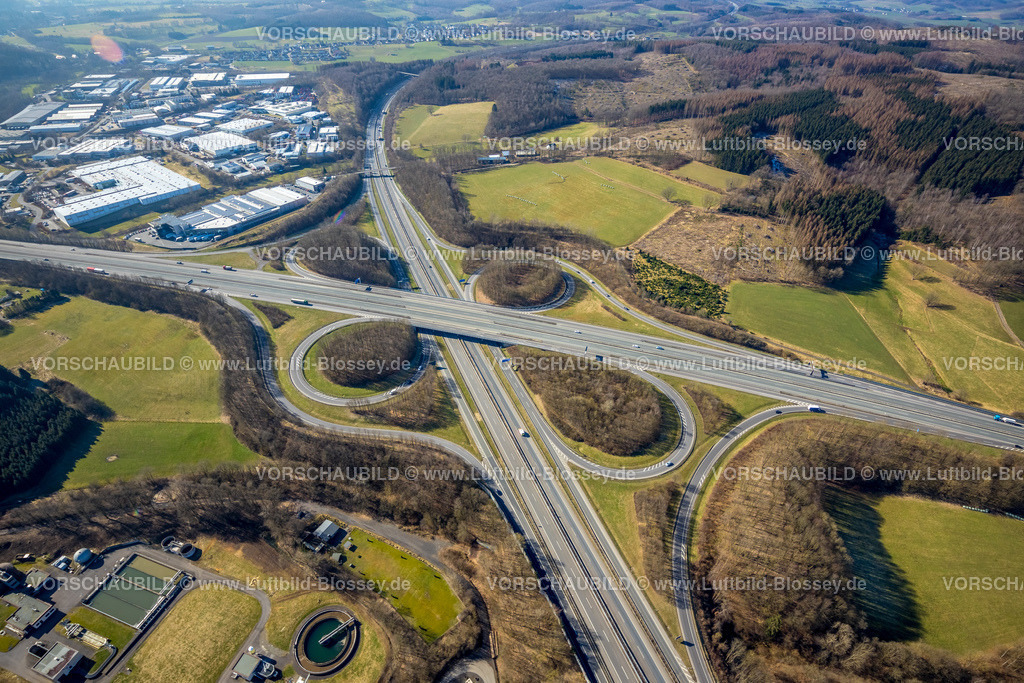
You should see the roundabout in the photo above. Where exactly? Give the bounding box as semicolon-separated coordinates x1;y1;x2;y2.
292;606;361;677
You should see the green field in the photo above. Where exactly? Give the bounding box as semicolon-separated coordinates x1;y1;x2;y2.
727;256;1024;409
828;492;1024;654
672;161;750;191
396;101;494;157
114;588;260;683
0;296;258;491
1001;298;1024;341
0;297;224;420
58;422;256;488
457;157;716;246
340;527;462;642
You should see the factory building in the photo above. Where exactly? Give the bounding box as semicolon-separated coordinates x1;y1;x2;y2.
183;131;258;158
158;185;307;237
52;156;201;228
233;73;291;87
1;102;66;129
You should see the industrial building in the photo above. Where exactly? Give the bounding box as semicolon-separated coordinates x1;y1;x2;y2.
234;73;291;87
216;117;273;134
156;185;307;237
53;156;201;227
140;124;193;141
115;111;163;129
1;592;56;636
45;103;103;124
0;170;27;189
146;76;185;93
58;138;134;161
261;100;315;118
1;102;65;129
295;176;325;193
183;131;258;158
188;72;228;87
31;643;83;681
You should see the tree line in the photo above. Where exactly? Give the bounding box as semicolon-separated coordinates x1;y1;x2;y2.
0;363;85;495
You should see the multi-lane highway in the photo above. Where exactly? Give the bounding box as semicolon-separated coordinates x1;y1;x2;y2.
3;89;1024;683
361;92;692;683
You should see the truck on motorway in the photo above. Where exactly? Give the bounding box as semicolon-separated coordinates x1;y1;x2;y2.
86;267;106;274
290;298;311;306
995;415;1020;425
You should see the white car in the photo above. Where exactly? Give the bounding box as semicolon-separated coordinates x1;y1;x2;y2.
518;428;529;437
573;329;581;334
632;344;641;349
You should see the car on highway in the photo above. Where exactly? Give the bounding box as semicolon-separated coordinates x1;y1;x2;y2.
808;404;825;412
573;329;581;334
518;428;529;437
250;293;258;297
655;346;664;350
200;269;210;274
665;461;673;467
632;344;641;349
176;261;183;264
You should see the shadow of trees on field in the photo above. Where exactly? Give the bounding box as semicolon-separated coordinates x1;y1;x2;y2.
824;487;924;642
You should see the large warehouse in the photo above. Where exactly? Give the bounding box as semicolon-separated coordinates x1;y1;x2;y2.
159;185;308;237
183;131;257;158
53;156;201;228
1;102;65;129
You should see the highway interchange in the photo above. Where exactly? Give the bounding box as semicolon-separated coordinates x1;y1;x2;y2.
2;89;1024;683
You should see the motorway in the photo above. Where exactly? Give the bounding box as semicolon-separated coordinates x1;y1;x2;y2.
3;97;1024;683
361;91;692;682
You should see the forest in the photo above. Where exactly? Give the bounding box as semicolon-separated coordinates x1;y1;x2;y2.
319;321;417;387
295;200;398;287
510;347;662;457
475;259;564;308
0;363;85;495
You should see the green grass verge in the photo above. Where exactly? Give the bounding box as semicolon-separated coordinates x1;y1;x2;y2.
339;528;462;643
540;278;682;341
114;588;260;683
176;252;258;270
